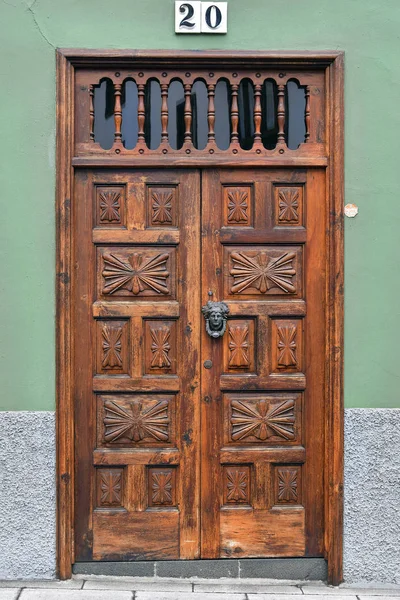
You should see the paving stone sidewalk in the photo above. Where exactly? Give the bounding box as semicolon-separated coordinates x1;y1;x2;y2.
1;579;400;600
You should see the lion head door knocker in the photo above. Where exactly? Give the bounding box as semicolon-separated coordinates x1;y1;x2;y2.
201;301;230;338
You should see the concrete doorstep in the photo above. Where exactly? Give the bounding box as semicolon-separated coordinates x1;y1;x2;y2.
0;579;400;600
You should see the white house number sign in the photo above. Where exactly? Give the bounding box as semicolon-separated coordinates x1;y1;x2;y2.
175;1;228;34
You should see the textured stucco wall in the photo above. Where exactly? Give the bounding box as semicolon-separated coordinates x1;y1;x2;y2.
0;0;400;410
1;409;399;583
0;412;56;580
343;409;400;584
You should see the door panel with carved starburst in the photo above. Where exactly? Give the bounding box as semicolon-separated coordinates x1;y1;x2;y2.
201;168;326;559
74;165;326;564
74;169;201;562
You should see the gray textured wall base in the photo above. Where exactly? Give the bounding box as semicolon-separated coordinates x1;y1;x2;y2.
0;409;399;583
343;409;400;584
0;412;56;580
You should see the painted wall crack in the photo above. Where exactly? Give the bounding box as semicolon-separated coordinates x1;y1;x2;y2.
24;0;55;49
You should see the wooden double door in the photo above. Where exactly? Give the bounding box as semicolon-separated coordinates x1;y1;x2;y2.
74;166;326;562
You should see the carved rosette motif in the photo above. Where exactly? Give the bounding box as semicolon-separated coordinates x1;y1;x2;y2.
230;251;296;294
97;469;123;507
103;398;170;443
151;190;173;225
150;326;171;369
225;466;250;504
231;398;295;442
278;188;300;223
227;189;249;224
277;324;297;368
102;252;170;296
101;324;123;369
276;466;300;503
98;190;122;223
228;324;250;368
149;469;174;506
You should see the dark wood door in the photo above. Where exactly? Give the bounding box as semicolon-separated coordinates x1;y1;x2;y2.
200;168;325;558
74;169;201;560
73;166;326;561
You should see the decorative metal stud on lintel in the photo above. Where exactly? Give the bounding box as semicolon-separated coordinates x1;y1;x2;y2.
344;204;359;218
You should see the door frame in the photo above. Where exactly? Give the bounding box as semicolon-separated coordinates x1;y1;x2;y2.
56;49;344;583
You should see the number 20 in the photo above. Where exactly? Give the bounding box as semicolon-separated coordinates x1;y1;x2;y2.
176;2;227;34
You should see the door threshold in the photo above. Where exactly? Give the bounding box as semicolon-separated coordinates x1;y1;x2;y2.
72;558;327;580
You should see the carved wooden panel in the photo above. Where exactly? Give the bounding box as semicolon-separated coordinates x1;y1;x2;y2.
224;319;256;373
144;320;177;375
147;186;178;228
274;185;303;226
96;468;124;508
76;64;327;158
96;320;129;375
75;169;204;562
271;319;303;374
223;465;251;505
74;163;328;563
224;393;301;445
97;246;176;299
224;246;302;298
222;185;253;227
95;185;125;227
97;394;175;447
274;465;302;505
148;467;177;507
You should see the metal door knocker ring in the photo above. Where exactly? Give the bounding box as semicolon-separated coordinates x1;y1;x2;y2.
201;300;229;338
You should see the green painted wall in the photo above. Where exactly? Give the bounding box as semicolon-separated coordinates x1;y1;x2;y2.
1;0;399;410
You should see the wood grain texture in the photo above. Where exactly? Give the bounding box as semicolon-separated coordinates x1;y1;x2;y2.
274;465;302;505
56;49;74;580
93;511;180;560
58;48;344;66
325;52;345;586
220;509;305;557
220;447;305;464
57;50;344;580
200;164;332;563
73;169;201;562
303;168;326;559
73;155;328;168
200;168;222;557
96;467;125;508
74;62;326;158
93;448;180;465
224;392;302;446
96;320;129;375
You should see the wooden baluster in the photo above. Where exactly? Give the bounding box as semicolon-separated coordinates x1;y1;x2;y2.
184;83;192;144
277;84;286;145
230;83;239;144
114;83;122;144
89;84;95;142
161;83;169;143
254;83;262;145
207;83;216;143
137;83;145;144
305;85;311;142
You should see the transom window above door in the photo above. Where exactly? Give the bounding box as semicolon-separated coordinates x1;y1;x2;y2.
74;65;326;159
